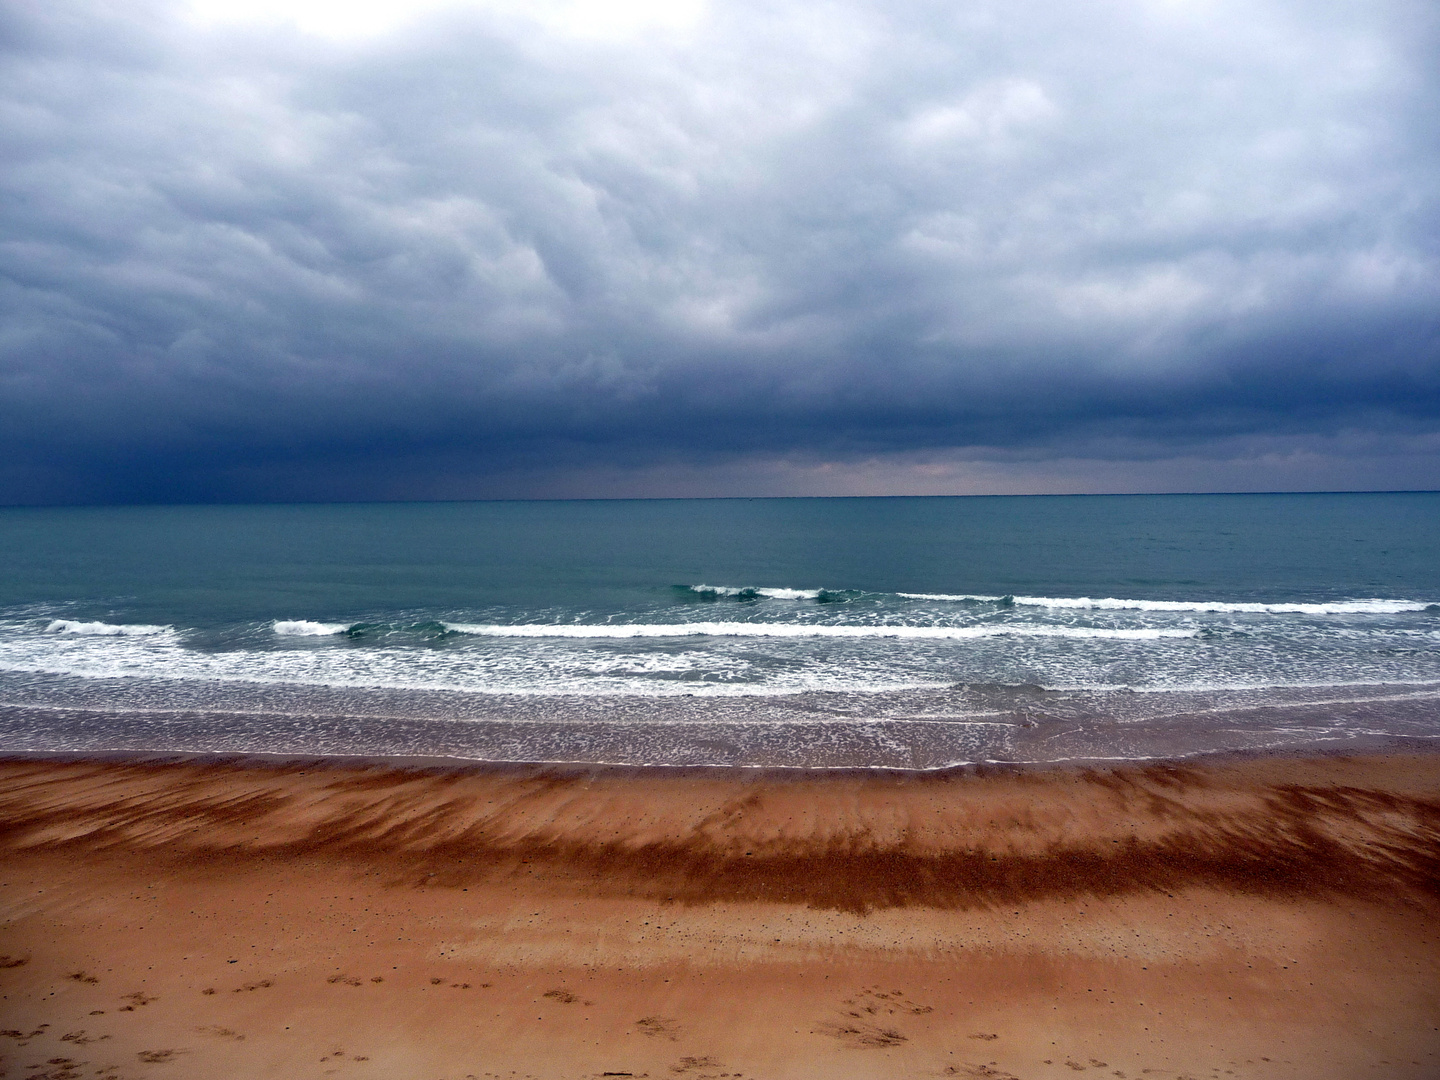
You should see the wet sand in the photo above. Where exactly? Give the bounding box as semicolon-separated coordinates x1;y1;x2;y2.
1;752;1438;1080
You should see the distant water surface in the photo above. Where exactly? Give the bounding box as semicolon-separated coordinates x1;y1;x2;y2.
1;493;1438;767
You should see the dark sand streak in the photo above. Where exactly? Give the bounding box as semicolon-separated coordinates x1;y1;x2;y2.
2;755;1438;913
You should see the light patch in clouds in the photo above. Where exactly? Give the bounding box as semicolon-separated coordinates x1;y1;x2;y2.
899;79;1060;153
186;0;709;41
1055;265;1213;324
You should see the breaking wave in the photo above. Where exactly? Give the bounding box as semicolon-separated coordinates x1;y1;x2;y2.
686;585;824;600
45;620;172;636
895;594;1435;614
273;620;351;636
445;622;1194;640
684;585;1435;614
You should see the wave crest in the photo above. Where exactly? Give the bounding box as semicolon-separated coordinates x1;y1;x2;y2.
273;620;351;636
897;594;1432;614
444;622;1194;641
44;620;172;636
687;584;824;600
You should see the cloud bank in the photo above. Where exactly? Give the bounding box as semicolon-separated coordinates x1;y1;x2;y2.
2;0;1438;502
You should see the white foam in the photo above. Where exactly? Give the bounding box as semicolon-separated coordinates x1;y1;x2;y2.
2;616;1434;701
897;594;1432;614
689;585;823;600
272;620;350;636
0;631;946;697
445;621;1194;640
897;593;1006;602
44;620;172;636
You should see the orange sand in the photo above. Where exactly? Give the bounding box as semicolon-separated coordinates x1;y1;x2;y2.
1;753;1438;1080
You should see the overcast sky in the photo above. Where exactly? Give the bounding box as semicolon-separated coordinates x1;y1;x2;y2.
2;0;1438;502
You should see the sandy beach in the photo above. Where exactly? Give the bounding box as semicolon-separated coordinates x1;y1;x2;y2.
1;752;1438;1080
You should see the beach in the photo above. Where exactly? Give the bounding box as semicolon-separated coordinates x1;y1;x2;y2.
2;752;1438;1080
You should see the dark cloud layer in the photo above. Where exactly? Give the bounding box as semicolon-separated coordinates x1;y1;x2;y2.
2;0;1439;502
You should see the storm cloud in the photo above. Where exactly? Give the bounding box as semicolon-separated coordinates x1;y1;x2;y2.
2;0;1438;501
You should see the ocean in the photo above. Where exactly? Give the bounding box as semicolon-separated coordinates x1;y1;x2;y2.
1;493;1438;768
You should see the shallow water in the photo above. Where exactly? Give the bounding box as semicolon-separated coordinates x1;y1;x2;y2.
2;493;1438;766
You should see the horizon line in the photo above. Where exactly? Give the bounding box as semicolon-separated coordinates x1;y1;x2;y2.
3;488;1439;510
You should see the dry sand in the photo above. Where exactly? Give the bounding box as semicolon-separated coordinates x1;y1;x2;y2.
1;752;1438;1080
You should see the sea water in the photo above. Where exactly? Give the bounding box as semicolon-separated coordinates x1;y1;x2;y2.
1;493;1437;768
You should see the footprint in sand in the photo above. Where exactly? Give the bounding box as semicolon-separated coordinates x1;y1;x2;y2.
838;986;934;1019
816;1020;908;1049
669;1055;727;1076
319;1047;369;1061
197;1025;246;1041
28;1056;84;1080
635;1016;681;1041
137;1048;187;1063
60;1030;111;1046
819;985;935;1049
945;1065;1020;1079
1;1024;49;1045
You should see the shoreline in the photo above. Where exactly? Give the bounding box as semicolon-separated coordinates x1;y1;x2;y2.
3;726;1440;775
2;749;1438;1078
6;678;1440;771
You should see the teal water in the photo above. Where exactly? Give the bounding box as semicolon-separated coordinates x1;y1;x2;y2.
1;493;1438;767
